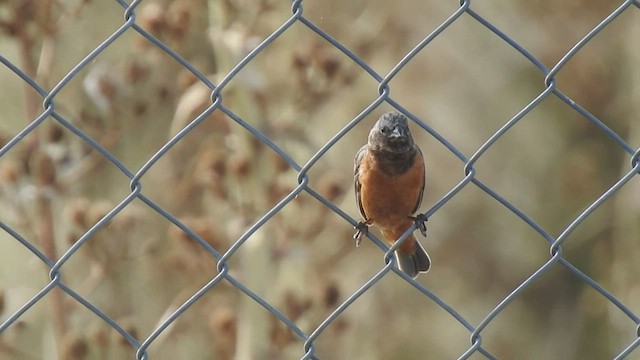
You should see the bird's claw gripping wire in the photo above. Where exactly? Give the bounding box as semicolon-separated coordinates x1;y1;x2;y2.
410;213;428;237
353;221;370;247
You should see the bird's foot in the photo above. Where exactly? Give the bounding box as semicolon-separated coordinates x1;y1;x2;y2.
410;213;428;237
353;221;369;247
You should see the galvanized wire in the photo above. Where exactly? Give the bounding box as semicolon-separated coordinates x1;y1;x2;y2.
1;0;639;359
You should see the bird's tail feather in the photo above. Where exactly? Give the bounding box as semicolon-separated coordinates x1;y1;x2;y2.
395;241;430;279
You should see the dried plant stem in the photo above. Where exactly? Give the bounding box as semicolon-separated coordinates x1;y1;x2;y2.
208;1;274;356
17;29;40;121
35;190;67;337
16;1;69;341
235;227;271;360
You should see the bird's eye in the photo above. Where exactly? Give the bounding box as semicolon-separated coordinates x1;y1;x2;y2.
380;127;387;134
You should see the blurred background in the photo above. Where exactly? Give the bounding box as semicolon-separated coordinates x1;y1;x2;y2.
1;0;639;359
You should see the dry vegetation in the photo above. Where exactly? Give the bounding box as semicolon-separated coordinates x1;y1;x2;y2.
0;0;639;359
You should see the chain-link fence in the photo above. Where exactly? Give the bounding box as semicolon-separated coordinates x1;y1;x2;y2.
1;0;640;359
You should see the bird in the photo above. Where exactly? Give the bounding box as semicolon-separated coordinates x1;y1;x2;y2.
353;111;430;278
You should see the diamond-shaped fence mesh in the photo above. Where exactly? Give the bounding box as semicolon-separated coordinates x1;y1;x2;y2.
1;0;640;359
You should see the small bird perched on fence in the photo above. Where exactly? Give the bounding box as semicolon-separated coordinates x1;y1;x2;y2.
353;111;430;278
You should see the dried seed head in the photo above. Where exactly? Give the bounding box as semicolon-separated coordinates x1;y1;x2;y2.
167;0;193;40
60;333;89;360
87;200;114;228
0;160;22;184
271;321;295;349
291;53;309;71
317;174;346;202
45;123;65;143
283;291;312;321
268;176;294;204
196;150;227;181
208;306;237;357
114;317;138;346
320;56;341;79
30;151;57;187
271;152;291;175
89;326;109;349
124;60;150;85
169;216;223;253
228;152;251;178
321;282;340;308
64;198;91;230
176;69;197;92
209;306;237;336
138;3;167;34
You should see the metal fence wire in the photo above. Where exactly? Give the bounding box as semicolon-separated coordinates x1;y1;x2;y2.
1;0;640;359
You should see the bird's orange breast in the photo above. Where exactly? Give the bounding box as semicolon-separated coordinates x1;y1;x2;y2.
357;150;424;231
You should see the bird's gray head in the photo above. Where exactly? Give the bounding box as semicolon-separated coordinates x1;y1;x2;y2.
368;111;415;153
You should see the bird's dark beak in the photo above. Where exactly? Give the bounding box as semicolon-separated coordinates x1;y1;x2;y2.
389;125;405;139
